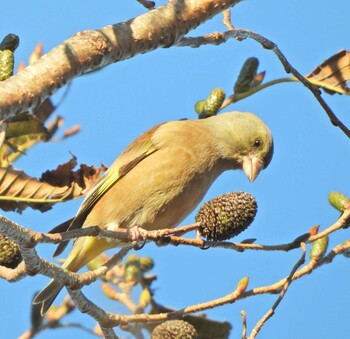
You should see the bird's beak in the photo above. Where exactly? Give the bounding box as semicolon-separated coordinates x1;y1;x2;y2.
242;155;263;182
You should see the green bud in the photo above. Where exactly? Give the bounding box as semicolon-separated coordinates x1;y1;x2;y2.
310;236;328;261
0;50;14;81
125;253;140;265
140;256;154;272
236;276;249;294
328;192;350;212
87;254;107;271
234;57;259;94
203;88;225;117
124;254;141;283
139;288;152;309
194;100;206;115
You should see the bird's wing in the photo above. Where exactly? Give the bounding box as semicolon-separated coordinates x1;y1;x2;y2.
52;123;162;257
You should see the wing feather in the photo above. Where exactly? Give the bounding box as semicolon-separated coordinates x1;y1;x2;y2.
52;123;162;257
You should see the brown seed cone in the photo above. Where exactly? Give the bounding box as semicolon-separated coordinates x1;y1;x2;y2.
151;320;198;339
0;233;22;268
196;192;257;241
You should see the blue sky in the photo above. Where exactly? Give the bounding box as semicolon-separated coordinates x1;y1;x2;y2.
1;1;350;338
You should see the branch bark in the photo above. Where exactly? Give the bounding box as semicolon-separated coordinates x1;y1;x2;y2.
0;0;240;118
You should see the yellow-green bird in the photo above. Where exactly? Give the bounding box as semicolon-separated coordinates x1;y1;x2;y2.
34;111;273;314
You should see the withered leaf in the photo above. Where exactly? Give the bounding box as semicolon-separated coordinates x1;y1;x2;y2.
47;117;81;141
0;167;68;213
0;158;106;213
33;98;55;123
306;50;350;95
41;155;78;187
46;115;64;136
0;113;50;167
41;155;107;195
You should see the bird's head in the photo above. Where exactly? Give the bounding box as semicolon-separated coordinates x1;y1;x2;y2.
210;111;274;182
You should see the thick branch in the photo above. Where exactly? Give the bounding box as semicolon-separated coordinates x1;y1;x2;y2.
0;0;240;118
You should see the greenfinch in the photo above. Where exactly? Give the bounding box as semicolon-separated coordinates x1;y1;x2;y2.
34;111;273;314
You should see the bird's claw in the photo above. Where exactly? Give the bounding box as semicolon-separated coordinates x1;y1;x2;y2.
127;225;147;250
200;243;210;250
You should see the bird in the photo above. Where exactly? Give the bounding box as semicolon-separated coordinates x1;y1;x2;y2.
33;111;274;315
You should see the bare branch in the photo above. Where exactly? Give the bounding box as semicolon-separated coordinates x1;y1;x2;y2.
178;29;350;138
82;239;349;328
241;310;247;339
1;206;349;336
249;243;306;338
222;9;235;30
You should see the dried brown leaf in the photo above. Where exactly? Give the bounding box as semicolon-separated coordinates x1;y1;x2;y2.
0;158;106;213
306;50;350;95
0;167;69;212
40;155;107;195
62;125;80;139
0;113;50;167
33;98;55;123
46;115;64;136
41;155;78;187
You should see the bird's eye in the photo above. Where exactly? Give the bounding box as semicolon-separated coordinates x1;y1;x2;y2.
253;138;262;148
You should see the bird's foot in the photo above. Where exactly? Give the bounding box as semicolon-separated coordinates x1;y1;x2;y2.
128;225;147;250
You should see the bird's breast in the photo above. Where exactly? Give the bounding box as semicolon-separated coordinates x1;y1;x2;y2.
86;145;223;232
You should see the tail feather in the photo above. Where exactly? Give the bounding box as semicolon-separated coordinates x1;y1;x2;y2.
33;279;63;316
34;234;118;315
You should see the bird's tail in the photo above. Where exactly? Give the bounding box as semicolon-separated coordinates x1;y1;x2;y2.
33;279;63;316
33;236;116;315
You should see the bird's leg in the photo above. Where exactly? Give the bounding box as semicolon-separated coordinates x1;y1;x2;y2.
127;225;148;250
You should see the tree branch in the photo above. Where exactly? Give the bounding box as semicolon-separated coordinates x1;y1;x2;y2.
177;29;350;138
249;243;306;338
0;0;241;118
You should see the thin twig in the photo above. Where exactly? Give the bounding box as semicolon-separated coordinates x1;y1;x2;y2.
177;29;350;138
249;243;306;338
222;9;234;30
241;310;247;339
1;209;349;284
5;219;348;334
96;239;350;327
